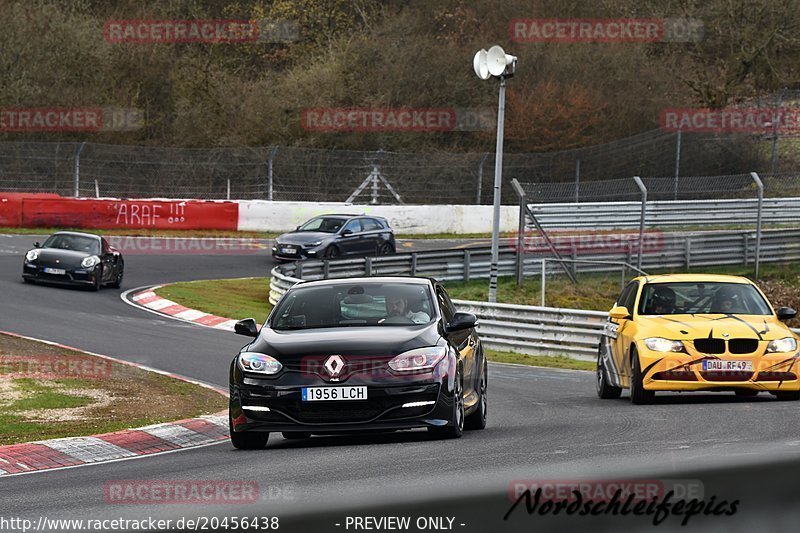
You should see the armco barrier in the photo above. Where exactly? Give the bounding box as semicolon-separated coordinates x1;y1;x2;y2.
531;197;800;229
17;197;238;230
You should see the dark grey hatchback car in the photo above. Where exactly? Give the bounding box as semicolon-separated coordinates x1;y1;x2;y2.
271;214;396;260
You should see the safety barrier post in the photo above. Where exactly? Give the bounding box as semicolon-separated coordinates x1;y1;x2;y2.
632;176;648;270
73;141;87;198
750;172;764;280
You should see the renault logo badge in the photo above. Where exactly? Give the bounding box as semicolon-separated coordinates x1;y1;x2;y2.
323;355;345;379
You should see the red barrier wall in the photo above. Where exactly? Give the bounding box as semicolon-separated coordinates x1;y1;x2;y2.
0;193;62;227
16;197;238;230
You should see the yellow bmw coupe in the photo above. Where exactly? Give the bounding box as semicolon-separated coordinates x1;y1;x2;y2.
596;274;799;404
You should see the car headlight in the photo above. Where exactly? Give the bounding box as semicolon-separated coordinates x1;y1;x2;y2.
643;337;685;353
304;241;322;248
81;256;100;268
388;346;447;373
25;250;40;262
767;337;798;353
238;352;282;375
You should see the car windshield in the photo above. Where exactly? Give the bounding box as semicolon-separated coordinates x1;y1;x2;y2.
638;282;772;316
42;234;100;255
297;217;347;233
271;282;435;330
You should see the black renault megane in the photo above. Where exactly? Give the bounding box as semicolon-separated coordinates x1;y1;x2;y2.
22;231;124;290
228;276;487;449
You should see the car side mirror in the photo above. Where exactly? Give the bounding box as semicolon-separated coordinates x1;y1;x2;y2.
234;318;259;337
609;305;631;320
777;307;797;321
34;242;40;248
295;225;300;231
445;312;478;333
341;229;353;236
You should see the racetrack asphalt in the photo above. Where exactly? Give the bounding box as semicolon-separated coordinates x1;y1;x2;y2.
2;234;800;532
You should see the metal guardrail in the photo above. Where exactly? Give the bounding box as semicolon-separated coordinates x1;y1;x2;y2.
530;197;800;229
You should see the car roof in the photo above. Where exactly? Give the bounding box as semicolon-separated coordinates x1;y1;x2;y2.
293;276;434;288
312;214;365;219
632;273;754;285
51;231;101;240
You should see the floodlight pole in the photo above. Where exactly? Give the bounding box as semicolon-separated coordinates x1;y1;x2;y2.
488;76;506;303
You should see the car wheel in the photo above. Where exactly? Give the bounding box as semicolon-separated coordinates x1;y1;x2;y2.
629;348;654;404
378;243;394;255
325;246;340;259
464;358;487;430
109;265;124;289
429;367;464;439
735;389;759;398
91;267;102;291
281;432;311;440
229;417;269;449
774;390;800;401
596;341;622;399
23;278;34;284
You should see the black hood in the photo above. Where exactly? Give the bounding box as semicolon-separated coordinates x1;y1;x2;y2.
34;248;93;268
275;231;335;246
249;323;442;360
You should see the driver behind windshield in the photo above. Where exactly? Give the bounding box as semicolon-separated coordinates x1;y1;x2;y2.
649;286;676;315
384;292;430;324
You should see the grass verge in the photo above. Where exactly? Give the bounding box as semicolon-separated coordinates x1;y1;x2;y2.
155;278;273;322
486;350;593;370
0;333;226;445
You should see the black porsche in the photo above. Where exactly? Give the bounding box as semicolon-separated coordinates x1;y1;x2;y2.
228;276;487;449
22;231;124;290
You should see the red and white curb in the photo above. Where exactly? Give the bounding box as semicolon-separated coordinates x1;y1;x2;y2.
0;330;230;477
0;414;228;477
126;285;239;331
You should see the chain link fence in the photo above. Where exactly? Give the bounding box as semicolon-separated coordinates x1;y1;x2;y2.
0;129;789;204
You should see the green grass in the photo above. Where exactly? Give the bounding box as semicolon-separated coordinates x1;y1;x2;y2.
156;277;273;322
7;379;94;410
487;350;593;370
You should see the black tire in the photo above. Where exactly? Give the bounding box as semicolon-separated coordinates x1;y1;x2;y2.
629;348;655;404
775;390;800;401
91;267;102;292
596;341;622;399
229;417;269;450
735;389;759;398
464;357;487;430
378;243;394;256
429;367;464;439
23;278;34;284
325;246;340;259
281;432;311;440
109;264;124;289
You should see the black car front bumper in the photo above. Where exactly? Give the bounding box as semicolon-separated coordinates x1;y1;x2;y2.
22;263;99;286
230;371;457;434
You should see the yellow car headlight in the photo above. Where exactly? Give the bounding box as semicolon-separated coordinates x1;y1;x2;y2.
766;337;798;353
644;337;685;353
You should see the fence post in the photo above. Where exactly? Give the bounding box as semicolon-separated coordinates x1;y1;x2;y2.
323;260;330;279
226;179;231;200
365;256;373;276
267;146;278;201
574;157;581;203
463;249;471;282
516;186;526;286
632;176;648;270
73;141;87;198
410;253;417;276
477;153;488;204
750;172;763;280
673;130;681;200
94;179;100;198
684;235;692;270
540;259;546;307
295;261;303;279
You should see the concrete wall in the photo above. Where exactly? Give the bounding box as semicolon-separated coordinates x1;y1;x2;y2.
237;200;518;234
